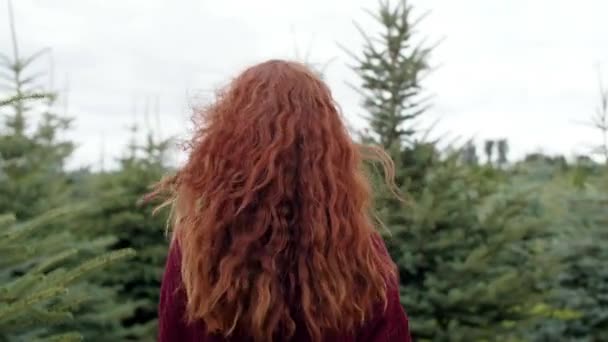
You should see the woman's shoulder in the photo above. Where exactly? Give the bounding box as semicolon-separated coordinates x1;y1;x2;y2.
359;233;412;341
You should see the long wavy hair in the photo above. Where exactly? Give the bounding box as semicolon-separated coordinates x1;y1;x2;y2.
151;60;397;341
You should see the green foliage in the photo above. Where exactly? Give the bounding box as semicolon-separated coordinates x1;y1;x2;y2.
1;22;140;340
526;171;608;341
343;0;431;150
0;207;134;342
353;1;557;340
77;130;172;340
386;153;554;341
0;21;73;219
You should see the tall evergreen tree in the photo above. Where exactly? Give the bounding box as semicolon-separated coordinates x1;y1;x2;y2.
484;140;495;166
0;23;73;218
1;85;135;342
345;0;430;152
1;4;138;339
349;1;554;340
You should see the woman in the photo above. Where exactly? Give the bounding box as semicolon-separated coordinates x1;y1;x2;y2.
154;60;411;341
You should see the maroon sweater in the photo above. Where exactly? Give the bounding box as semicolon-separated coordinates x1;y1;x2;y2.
158;241;411;342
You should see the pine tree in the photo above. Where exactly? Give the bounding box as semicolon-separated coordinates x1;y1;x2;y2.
344;0;430;152
78;125;172;340
350;1;555;340
0;0;73;218
1;6;139;339
0;205;134;341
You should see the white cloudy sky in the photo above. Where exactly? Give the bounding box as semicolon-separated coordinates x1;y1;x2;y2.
2;0;608;169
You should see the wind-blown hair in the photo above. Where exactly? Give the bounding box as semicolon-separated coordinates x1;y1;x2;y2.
151;60;397;341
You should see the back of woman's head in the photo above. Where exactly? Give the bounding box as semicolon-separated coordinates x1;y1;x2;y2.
155;60;396;341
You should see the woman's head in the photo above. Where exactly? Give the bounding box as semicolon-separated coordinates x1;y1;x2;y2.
154;60;396;341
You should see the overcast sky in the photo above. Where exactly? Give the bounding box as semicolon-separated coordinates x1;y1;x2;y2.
2;0;608;169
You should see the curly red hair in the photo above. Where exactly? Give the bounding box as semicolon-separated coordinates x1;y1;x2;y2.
152;60;397;341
